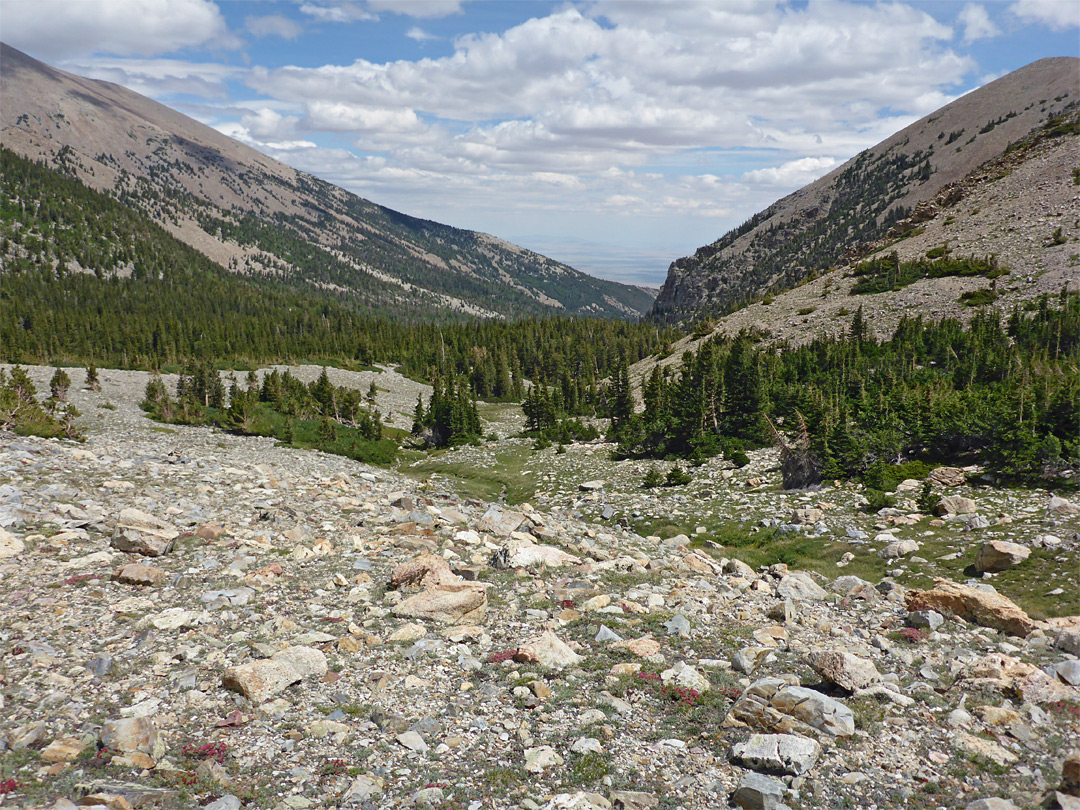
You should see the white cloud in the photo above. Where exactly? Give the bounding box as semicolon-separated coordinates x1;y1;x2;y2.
958;4;1001;42
2;0;235;60
743;156;839;187
297;2;375;23
406;27;439;42
368;0;464;18
246;14;303;41
1009;0;1080;29
59;57;239;99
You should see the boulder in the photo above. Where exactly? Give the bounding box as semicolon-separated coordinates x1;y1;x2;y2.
727;676;855;737
928;467;967;487
391;583;488;625
731;732;821;776
731;771;785;810
905;578;1038;637
101;717;165;760
524;745;564;773
1048;496;1079;516
477;507;526;536
113;563;166;587
222;646;327;703
389;554;456;590
974;541;1030;573
506;542;581;568
515;630;583;669
776;571;826;602
878;539;919;559
660;660;710;692
791;508;824;525
806;651;880;692
111;508;178;556
958;653;1076;705
579;480;605;492
0;527;24;558
935;496;977;516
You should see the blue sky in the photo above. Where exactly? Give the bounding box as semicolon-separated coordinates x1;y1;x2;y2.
4;0;1078;286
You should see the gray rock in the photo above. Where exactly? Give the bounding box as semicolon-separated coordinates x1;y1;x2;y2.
222;646;327;703
731;771;786;810
341;774;383;806
202;796;241;810
1046;659;1080;686
110;507;178;556
730;733;821;776
729;677;855;737
664;613;691;637
776;572;826;602
610;791;658;810
974;541;1030;573
936;495;977;516
396;730;429;752
964;799;1017;810
806;650;880;692
595;625;623;643
579;480;605;491
908;610;944;630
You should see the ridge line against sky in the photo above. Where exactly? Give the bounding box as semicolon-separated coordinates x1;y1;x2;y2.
3;0;1078;286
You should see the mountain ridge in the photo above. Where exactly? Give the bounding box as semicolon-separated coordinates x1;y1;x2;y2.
648;56;1079;325
0;43;654;320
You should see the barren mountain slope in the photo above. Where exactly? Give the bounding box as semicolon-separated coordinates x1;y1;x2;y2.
0;44;654;319
649;57;1078;325
634;115;1079;384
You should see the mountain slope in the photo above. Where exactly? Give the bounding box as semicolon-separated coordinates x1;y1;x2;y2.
649;57;1078;324
0;43;654;320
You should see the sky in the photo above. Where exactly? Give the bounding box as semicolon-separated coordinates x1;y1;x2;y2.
3;1;1078;286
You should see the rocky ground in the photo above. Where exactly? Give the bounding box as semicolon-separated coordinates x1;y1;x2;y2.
1;365;1079;810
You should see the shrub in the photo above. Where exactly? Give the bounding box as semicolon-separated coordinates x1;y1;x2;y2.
664;464;692;487
642;467;664;489
863;489;896;513
49;368;71;401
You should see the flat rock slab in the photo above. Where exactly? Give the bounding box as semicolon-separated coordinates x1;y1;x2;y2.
222;646;327;704
905;578;1037;637
731;732;821;776
391;583;488;625
477;507;526;536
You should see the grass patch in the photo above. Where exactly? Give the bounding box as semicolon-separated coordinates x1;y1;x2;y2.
406;442;537;504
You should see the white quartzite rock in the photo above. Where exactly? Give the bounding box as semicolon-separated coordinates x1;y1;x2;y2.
731;732;822;776
806;650;881;692
222;645;327;703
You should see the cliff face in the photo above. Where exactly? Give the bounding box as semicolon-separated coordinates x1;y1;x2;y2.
649;57;1079;325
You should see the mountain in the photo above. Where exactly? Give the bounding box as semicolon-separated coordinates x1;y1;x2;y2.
649;57;1079;325
0;43;654;320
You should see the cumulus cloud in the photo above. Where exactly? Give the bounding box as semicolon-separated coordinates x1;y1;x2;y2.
61;57;239;99
743;156;839;187
958;4;1001;42
2;0;236;60
1009;0;1080;28
246;14;303;40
